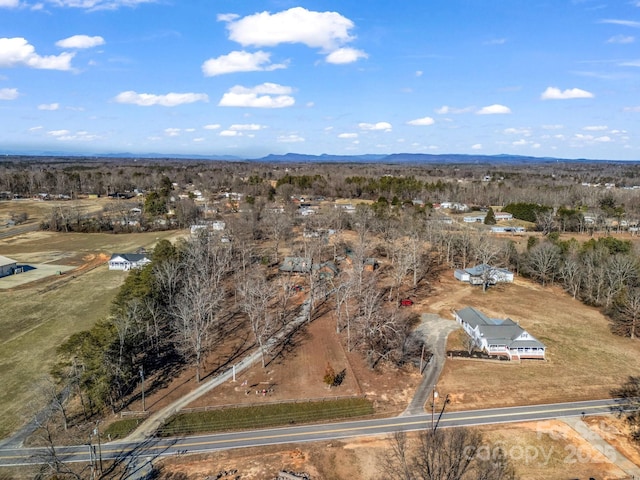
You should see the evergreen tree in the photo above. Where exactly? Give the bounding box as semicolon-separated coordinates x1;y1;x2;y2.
484;207;496;225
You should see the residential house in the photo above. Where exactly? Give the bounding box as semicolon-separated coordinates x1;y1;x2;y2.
108;253;152;271
0;256;18;278
463;214;487;223
454;306;546;360
279;256;312;274
454;264;514;285
491;226;525;234
313;261;339;279
494;212;513;221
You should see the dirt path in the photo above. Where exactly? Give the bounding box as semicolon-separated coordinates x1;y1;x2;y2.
123;298;313;442
402;313;460;416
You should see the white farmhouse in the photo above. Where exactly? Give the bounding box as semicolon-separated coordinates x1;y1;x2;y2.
454;307;546;361
108;253;151;271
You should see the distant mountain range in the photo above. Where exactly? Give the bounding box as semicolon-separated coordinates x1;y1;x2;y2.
1;150;636;164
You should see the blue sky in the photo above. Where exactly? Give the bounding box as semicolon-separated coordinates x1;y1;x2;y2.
1;0;640;159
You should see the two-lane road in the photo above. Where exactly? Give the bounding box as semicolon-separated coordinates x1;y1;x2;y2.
0;398;625;468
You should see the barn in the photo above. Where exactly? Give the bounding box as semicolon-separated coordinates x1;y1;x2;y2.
0;255;18;278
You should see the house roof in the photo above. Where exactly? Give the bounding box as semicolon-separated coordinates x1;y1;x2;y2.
279;256;312;273
456;306;545;349
0;255;18;267
464;264;512;276
109;253;150;263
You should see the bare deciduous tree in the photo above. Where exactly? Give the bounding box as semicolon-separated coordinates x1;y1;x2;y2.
609;287;640;339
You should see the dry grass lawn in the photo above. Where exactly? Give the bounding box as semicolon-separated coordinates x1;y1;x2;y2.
432;274;640;410
0;225;183;439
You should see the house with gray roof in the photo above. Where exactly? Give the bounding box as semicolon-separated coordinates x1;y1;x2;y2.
454;264;514;286
279;256;312;274
454;306;545;361
108;253;151;271
0;255;18;278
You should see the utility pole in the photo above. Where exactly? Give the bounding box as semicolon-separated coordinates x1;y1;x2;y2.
431;385;438;432
87;437;95;480
94;421;103;474
139;366;145;412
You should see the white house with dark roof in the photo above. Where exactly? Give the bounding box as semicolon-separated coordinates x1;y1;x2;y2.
0;255;18;278
454;306;546;361
108;253;151;271
454;264;514;286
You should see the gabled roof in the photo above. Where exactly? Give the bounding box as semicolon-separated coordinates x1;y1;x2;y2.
0;255;17;267
464;264;512;276
109;253;150;263
279;256;312;273
456;306;545;349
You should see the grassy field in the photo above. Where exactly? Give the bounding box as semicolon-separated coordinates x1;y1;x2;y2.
0;226;182;440
432;275;640;410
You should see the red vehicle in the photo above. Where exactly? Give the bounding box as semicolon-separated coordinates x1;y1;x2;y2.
400;298;414;307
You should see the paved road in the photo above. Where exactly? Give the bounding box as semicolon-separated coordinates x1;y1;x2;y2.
0;399;625;469
0;223;39;241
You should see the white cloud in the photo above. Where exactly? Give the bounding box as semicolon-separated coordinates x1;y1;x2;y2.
38;103;59;110
222;7;355;50
0;0;19;7
56;35;105;49
623;106;640;112
220;7;366;63
477;104;511;115
607;34;635;44
471;144;482;150
218;83;295;108
415;70;423;77
47;128;99;141
583;125;608;131
484;38;507;45
512;139;528;146
407;116;435;126
0;87;18;100
229;123;264;131
114;91;209;107
503;127;531;136
203;124;221;130
220;130;240;137
48;129;70;137
435;105;474;114
338;132;358;139
359;121;392;132
277;134;305;143
595;135;612;142
325;47;367;64
542;124;565;130
618;60;640;67
193;137;205;143
164;128;181;137
600;19;640;28
46;0;156;11
541;87;594;100
202;50;286;77
0;37;75;70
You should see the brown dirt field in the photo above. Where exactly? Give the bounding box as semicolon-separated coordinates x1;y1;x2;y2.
124;295;421;418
